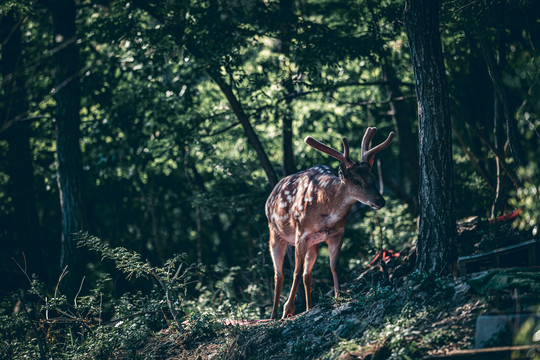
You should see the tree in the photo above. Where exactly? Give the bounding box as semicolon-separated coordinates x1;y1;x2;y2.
365;0;419;215
404;0;457;274
0;10;44;279
48;0;87;278
278;0;297;177
130;0;279;188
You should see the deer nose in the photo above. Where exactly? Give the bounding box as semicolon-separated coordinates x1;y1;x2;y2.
375;197;386;208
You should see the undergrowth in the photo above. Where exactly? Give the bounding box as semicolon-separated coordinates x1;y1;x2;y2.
5;208;528;359
0;233;206;359
0;203;421;359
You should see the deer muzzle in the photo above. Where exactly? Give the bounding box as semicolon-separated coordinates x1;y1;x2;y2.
368;196;386;210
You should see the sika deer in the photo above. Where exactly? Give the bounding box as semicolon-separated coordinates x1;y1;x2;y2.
266;127;394;319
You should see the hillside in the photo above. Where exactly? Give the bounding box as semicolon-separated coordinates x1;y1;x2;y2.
138;219;540;360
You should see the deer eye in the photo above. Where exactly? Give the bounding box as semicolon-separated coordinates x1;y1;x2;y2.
353;179;361;186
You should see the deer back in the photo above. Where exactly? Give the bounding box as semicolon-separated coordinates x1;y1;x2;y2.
265;165;356;244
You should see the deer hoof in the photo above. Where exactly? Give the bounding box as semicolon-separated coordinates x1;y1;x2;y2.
282;302;295;318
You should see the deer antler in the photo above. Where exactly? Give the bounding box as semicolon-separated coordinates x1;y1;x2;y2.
360;127;395;166
304;136;355;169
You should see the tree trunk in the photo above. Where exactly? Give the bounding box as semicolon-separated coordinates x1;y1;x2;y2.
404;0;457;275
381;61;419;215
50;0;87;278
491;89;509;217
278;0;305;310
479;35;526;168
209;73;279;188
490;34;510;217
281;86;296;177
279;0;297;177
366;0;419;215
1;12;45;278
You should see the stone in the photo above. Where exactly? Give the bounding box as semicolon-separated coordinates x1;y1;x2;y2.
475;313;540;348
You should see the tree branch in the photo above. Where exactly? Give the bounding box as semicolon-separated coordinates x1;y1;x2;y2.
463;117;521;189
451;119;495;192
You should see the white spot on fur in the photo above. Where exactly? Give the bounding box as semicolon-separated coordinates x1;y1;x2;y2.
327;214;339;223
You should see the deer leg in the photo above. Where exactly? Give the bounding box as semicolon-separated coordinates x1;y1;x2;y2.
282;239;307;319
269;232;287;320
327;236;344;298
303;244;319;311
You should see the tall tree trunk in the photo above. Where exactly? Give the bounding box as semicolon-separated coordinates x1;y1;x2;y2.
479;35;526;168
490;34;510;217
381;61;419;215
1;12;44;278
50;0;87;280
278;0;305;310
366;0;418;215
404;0;457;275
279;0;297;177
281;85;296;177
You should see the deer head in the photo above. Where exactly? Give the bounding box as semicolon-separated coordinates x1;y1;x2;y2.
304;127;395;210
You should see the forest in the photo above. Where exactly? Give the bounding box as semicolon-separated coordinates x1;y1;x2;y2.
1;0;539;359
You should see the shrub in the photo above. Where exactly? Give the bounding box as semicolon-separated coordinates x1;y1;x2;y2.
0;234;203;359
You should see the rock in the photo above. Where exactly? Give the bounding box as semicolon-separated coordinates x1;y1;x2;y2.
332;302;355;316
467;268;540;311
452;281;471;303
475;313;540;348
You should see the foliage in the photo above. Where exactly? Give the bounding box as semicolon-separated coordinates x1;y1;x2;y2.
78;233;203;329
184;240;274;321
0;0;539;357
349;199;415;264
511;163;540;231
0;278;165;359
0;235;206;359
1;0;537;286
406;270;455;302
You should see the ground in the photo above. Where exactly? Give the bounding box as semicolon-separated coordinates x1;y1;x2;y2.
139;217;539;360
140;276;487;359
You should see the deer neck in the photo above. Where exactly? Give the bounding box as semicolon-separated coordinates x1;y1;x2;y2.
312;179;357;226
337;180;358;211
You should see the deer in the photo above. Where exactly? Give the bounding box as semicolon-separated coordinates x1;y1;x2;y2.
266;127;395;320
